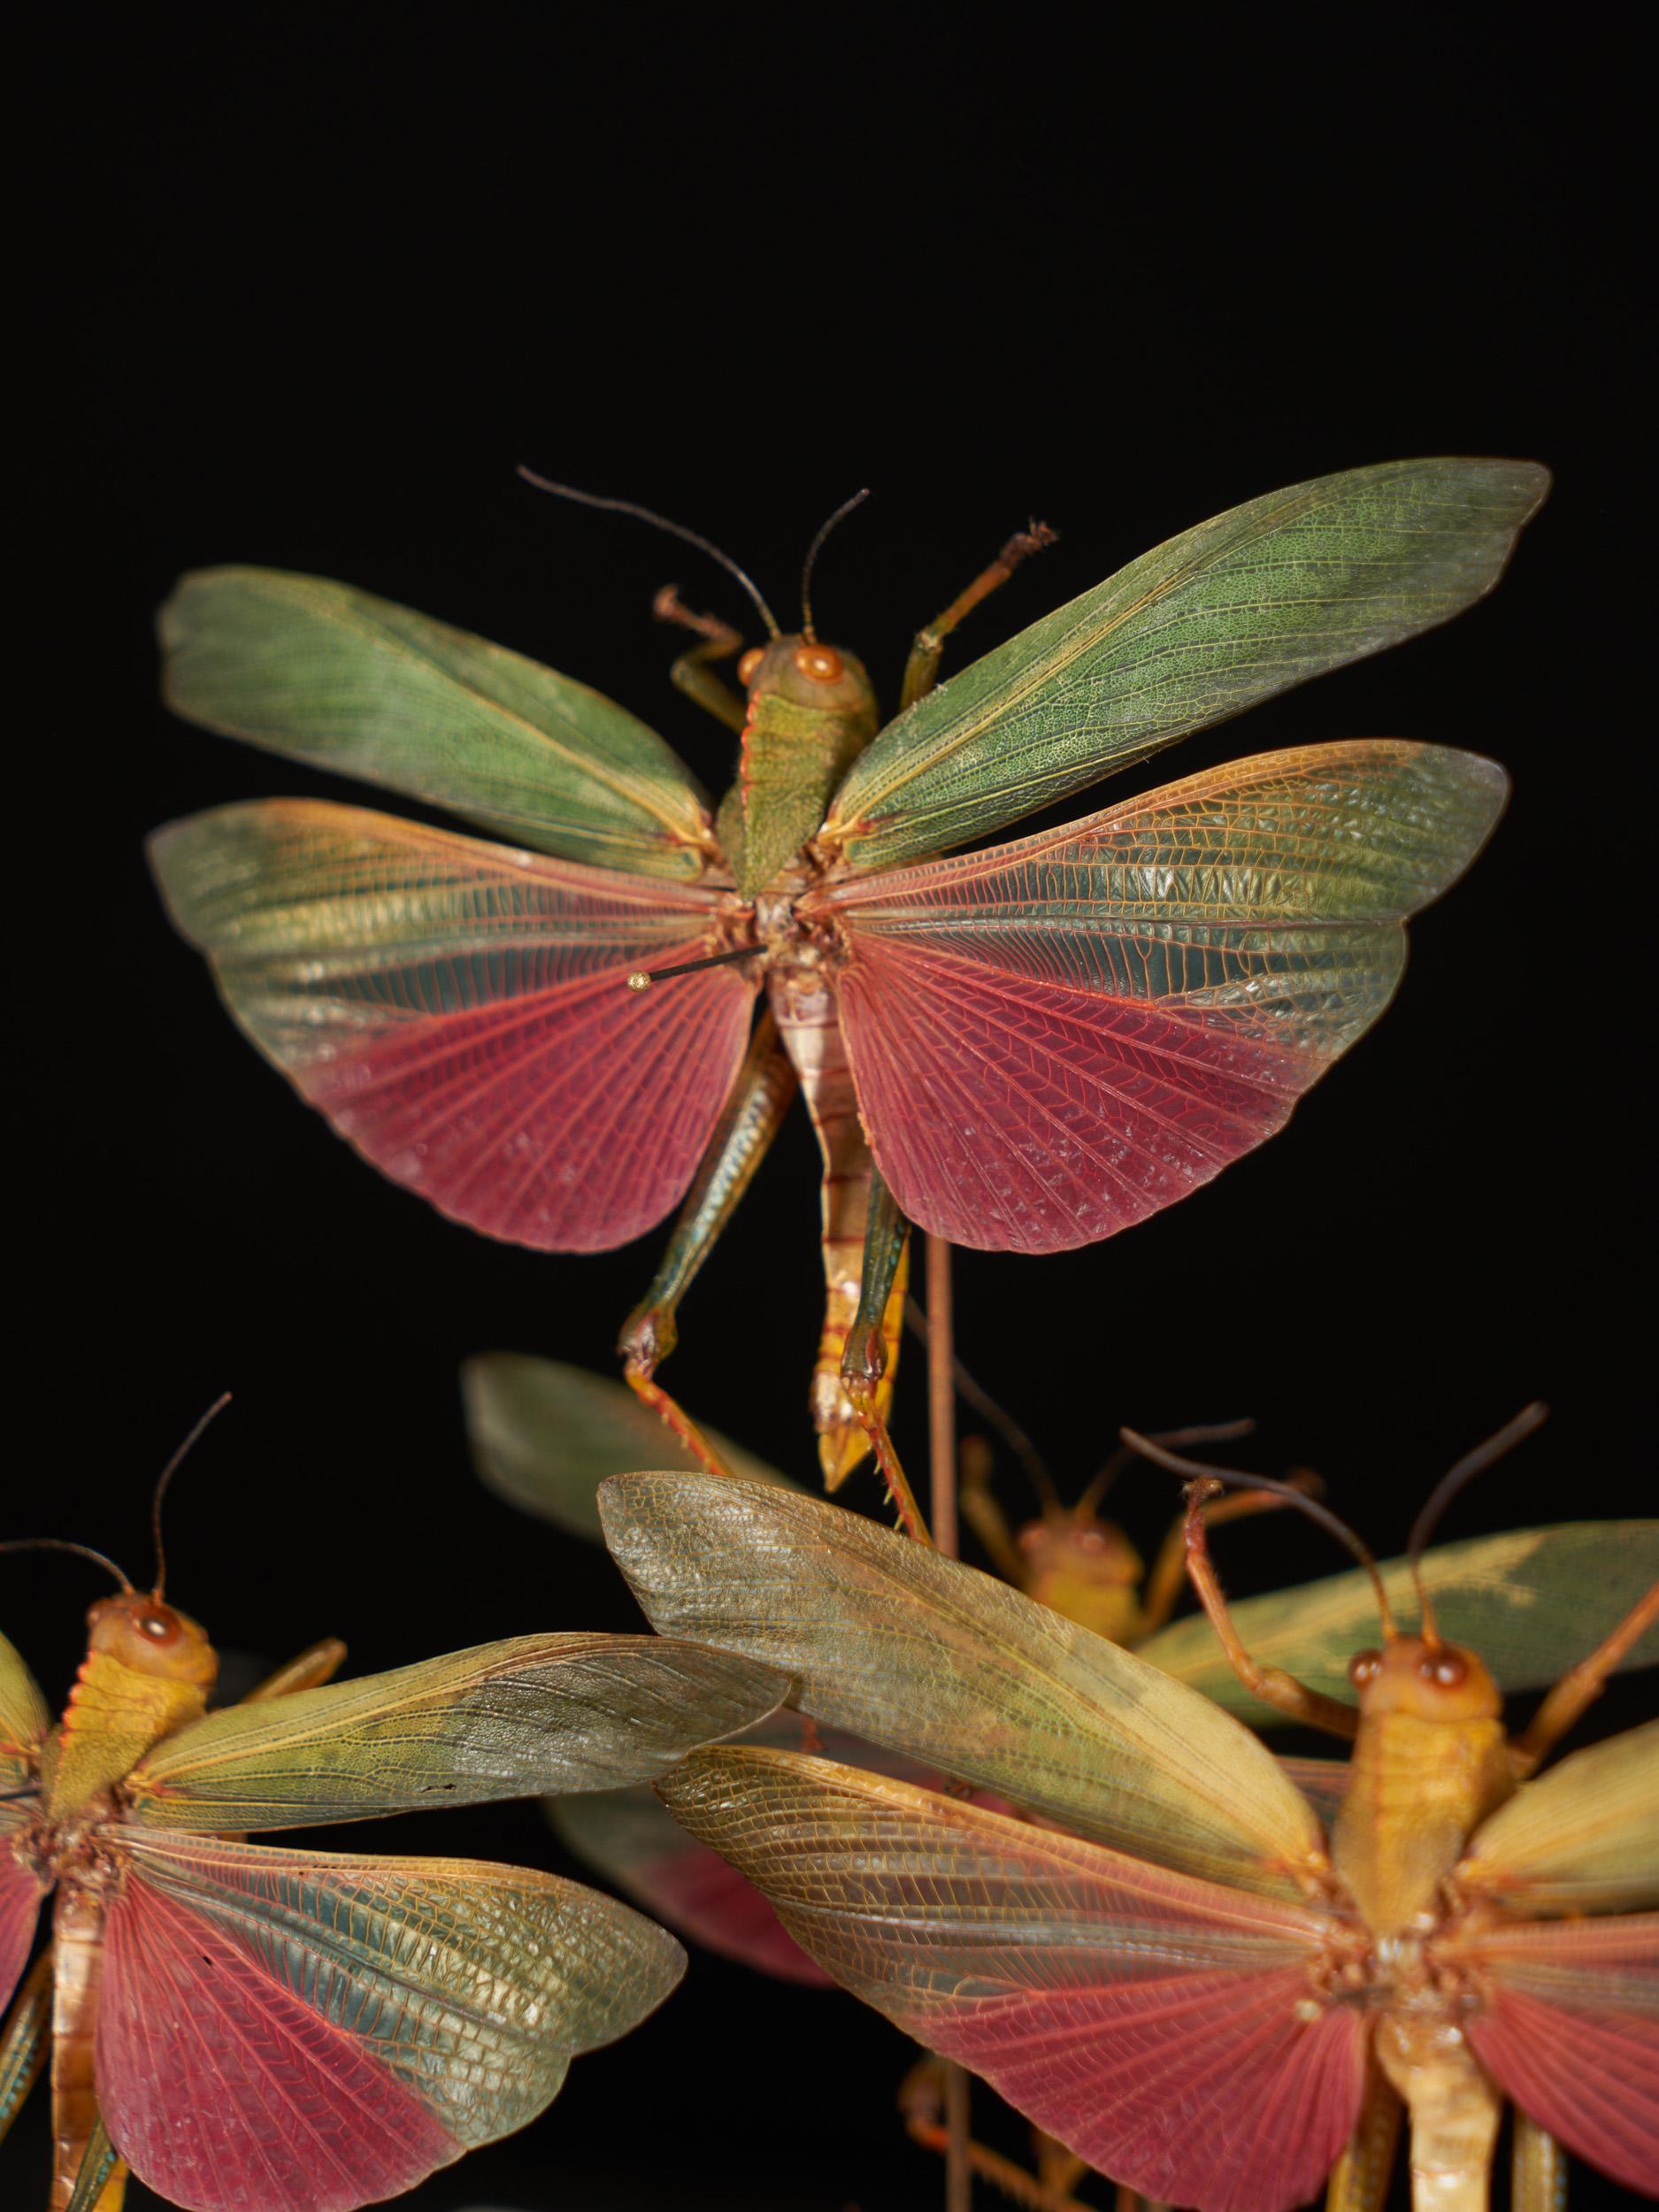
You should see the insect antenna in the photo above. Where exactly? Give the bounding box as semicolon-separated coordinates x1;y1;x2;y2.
1406;1402;1548;1644
1119;1427;1396;1635
517;469;781;640
799;488;871;641
0;1537;134;1592
625;945;757;992
150;1392;234;1598
1075;1417;1256;1522
902;1293;1057;1510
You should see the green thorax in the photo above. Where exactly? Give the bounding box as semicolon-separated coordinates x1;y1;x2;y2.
723;638;878;896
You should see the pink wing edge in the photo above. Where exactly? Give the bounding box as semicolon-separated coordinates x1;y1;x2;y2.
292;948;758;1255
1458;1915;1659;2200
97;1870;457;2212
832;936;1309;1254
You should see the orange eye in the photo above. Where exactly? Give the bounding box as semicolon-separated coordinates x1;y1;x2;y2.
1419;1649;1468;1687
1077;1529;1106;1554
1017;1523;1044;1553
136;1609;178;1642
795;644;843;682
1348;1649;1382;1686
737;647;764;686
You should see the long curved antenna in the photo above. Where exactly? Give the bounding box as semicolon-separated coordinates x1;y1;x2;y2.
902;1294;1056;1509
0;1537;134;1593
1406;1402;1548;1640
1076;1417;1256;1521
151;1392;233;1597
517;470;781;639
1119;1427;1395;1635
799;488;870;641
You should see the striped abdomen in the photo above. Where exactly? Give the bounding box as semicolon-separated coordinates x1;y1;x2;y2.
51;1880;116;2211
768;965;905;1486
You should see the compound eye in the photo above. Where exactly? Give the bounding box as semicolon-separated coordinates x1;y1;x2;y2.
136;1608;179;1643
795;644;843;682
1420;1649;1469;1688
1348;1648;1382;1686
1016;1523;1045;1555
1077;1528;1107;1554
737;647;764;687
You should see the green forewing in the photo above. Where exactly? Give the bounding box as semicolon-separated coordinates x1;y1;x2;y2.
1458;1720;1659;1914
0;1632;48;1789
123;1632;784;1830
1138;1523;1659;1725
161;568;714;877
599;1472;1324;1897
823;458;1548;872
462;1354;798;1544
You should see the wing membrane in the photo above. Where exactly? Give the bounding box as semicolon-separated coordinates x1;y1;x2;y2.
0;1631;48;1789
811;741;1503;1251
150;799;758;1250
0;1634;49;2012
823;457;1546;871
125;1632;784;1831
463;1354;796;1542
1457;1721;1658;1913
1139;1523;1659;1724
161;568;714;877
600;1472;1324;1895
1442;1914;1659;2200
99;1829;682;2212
662;1748;1365;2212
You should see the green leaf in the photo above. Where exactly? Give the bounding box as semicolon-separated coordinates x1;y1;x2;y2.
1138;1523;1659;1726
161;568;715;877
823;458;1548;872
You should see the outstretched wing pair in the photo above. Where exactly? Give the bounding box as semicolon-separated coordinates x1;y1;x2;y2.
150;460;1543;1256
0;1629;783;2212
600;1475;1659;2212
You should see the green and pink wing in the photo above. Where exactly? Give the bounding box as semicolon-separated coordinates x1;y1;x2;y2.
806;741;1504;1252
96;1831;682;2212
0;1630;50;2012
149;801;758;1250
823;457;1546;872
663;1749;1366;2212
1440;1721;1659;2198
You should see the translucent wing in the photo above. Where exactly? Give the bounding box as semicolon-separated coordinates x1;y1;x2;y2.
97;1829;682;2212
150;799;759;1251
0;1632;50;2012
823;457;1546;872
161;567;715;878
123;1632;784;1832
809;741;1504;1252
663;1748;1366;2212
599;1473;1325;1896
1456;1720;1659;1914
0;1629;48;1788
551;1714;933;1989
463;1353;798;1543
551;1785;830;1987
1139;1524;1659;1725
1439;1914;1659;2200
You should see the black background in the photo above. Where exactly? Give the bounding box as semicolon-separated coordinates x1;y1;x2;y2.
12;12;1647;2210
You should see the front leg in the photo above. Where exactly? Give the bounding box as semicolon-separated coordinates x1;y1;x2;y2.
1178;1477;1360;1740
655;585;748;733
902;522;1058;710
